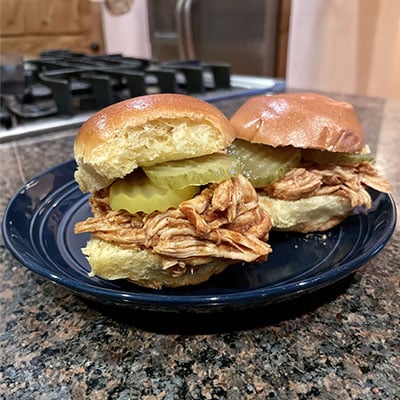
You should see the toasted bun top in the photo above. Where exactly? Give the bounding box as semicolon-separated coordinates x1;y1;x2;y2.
230;93;366;153
74;94;235;193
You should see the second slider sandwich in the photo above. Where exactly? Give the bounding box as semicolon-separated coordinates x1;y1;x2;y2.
74;94;272;289
229;92;391;233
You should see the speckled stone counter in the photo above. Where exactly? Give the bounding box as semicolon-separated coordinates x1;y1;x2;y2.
0;92;399;400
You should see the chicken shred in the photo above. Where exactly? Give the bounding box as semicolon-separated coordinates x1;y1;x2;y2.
75;175;272;272
265;162;391;208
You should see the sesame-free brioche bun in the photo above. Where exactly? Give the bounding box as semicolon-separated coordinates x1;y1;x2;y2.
83;238;233;289
229;92;372;233
74;94;236;193
230;93;365;153
258;194;353;233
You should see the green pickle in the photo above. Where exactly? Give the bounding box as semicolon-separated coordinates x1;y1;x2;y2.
143;153;240;190
302;148;373;165
228;139;301;187
109;171;200;214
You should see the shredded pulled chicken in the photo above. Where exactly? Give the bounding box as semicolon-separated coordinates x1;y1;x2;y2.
264;162;391;208
75;175;272;272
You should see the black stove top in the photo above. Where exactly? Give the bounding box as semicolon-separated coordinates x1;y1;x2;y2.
0;50;285;141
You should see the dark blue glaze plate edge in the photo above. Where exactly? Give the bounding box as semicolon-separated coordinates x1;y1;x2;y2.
1;159;397;313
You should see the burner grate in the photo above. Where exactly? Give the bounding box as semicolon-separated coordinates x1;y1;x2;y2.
20;51;236;117
1;49;285;138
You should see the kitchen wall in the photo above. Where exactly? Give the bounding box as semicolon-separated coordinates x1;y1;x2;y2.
10;0;396;98
101;0;151;58
286;0;400;99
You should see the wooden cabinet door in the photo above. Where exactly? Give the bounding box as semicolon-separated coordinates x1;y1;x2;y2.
0;0;105;57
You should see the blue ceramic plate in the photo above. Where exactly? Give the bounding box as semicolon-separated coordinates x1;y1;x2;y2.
2;160;397;312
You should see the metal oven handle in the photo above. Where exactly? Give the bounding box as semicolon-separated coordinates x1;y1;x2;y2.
182;0;196;59
175;0;187;60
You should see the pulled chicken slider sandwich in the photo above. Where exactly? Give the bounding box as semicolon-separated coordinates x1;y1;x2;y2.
229;92;391;233
74;94;272;289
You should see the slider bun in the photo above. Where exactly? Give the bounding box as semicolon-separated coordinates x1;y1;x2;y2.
74;94;235;193
258;194;354;233
83;238;233;289
230;93;365;153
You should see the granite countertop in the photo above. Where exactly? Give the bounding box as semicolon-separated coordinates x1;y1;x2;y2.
0;92;399;400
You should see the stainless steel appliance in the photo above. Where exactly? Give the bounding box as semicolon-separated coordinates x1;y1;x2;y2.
0;50;284;142
147;0;280;76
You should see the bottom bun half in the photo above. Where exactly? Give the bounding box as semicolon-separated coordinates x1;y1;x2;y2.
258;194;353;233
83;238;234;289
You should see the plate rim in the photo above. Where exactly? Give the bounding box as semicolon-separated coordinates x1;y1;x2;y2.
1;159;397;311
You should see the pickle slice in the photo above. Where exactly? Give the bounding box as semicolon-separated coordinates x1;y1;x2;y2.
143;153;239;190
228;139;301;187
109;171;200;214
302;148;374;165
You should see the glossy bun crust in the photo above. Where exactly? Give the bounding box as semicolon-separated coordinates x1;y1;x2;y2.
74;94;236;193
230;93;365;153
